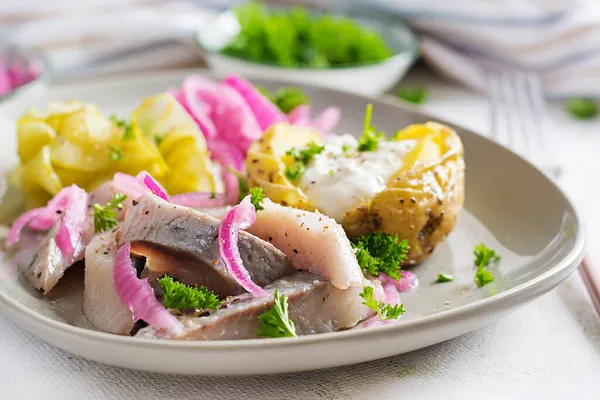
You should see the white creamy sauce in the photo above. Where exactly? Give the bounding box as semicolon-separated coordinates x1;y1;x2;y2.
299;134;416;222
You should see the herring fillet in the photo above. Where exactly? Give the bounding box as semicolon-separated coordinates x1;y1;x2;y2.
16;217;87;294
136;272;383;340
14;182;128;294
247;199;364;289
118;194;296;297
83;231;134;335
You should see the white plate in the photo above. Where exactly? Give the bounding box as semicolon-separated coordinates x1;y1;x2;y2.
0;70;585;375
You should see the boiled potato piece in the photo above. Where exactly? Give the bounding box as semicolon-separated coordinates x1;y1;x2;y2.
246;122;324;209
246;121;465;264
59;110;117;147
9;94;221;209
162;138;214;193
21;146;63;196
134;93;216;193
17;121;56;164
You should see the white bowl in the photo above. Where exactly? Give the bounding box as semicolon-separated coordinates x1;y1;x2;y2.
195;10;419;96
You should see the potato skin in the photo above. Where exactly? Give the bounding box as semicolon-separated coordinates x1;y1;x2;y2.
246;122;323;210
342;122;465;264
246;121;465;265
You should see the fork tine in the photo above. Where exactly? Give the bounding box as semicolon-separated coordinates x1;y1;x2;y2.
486;71;502;140
512;71;533;157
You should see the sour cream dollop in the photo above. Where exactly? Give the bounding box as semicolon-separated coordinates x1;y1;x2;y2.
298;134;416;221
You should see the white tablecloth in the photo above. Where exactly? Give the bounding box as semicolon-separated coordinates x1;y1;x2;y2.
1;68;599;399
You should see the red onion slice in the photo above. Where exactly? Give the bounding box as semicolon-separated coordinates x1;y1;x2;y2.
380;271;419;292
218;196;266;297
177;77;219;139
287;105;312;125
54;185;87;260
135;171;169;201
114;242;183;332
7;185;87;257
222;75;287;131
209;140;244;205
313;106;341;133
113;172;149;200
7;208;45;246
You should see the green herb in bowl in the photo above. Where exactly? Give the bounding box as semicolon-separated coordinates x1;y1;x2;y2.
221;1;394;68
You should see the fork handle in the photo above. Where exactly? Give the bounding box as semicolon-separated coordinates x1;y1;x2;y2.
580;251;600;318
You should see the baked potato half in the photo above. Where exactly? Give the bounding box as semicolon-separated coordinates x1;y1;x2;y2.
245;121;465;264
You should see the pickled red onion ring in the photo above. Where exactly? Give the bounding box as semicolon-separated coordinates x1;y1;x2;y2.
218;195;266;297
114;242;183;332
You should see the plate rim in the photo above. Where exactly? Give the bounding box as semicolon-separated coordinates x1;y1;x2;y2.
0;69;587;352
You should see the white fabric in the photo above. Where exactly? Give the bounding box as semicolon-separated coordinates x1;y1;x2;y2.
353;0;600;98
1;69;599;399
4;0;600;97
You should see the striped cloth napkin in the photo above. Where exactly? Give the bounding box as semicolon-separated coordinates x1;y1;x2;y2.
339;0;600;98
4;0;600;98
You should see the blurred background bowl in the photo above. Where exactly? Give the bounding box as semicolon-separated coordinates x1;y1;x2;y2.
195;9;419;96
0;46;52;108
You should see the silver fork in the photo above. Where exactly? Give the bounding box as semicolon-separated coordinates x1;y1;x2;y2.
485;67;599;316
485;68;560;178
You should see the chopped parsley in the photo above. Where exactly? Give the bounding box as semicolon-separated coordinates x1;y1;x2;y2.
328;169;335;177
341;143;353;156
436;273;454;283
108;145;123;161
474;268;495;288
473;243;501;287
360;286;406;320
157;276;220;310
474;243;501;268
210;192;216;199
397;86;428;105
284;163;306;181
110;115;134;140
256;289;297;338
358;104;386;152
283;141;324;181
154;134;164;144
93;193;126;233
566;98;598;120
352;232;409;281
249;186;265;210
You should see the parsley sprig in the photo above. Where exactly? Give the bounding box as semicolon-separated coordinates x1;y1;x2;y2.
473;243;501;287
358;104;386;152
249;186;265;210
436;273;454;283
256;289;297;338
566;98;598;120
360;286;406;320
157;276;220;310
257;85;311;114
352;232;409;281
283;141;325;181
397;86;428;105
93;193;126;233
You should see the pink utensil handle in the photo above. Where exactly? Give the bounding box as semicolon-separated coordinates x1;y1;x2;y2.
580;252;600;317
